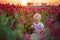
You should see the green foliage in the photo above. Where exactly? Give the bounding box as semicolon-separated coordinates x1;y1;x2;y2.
41;10;48;25
0;12;25;40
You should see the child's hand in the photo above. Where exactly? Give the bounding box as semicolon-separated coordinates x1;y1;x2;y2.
31;25;35;30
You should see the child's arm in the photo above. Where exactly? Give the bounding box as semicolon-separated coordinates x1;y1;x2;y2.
40;23;44;32
31;25;39;33
31;25;35;30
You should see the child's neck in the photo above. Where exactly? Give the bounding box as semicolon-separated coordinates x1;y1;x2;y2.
34;22;40;25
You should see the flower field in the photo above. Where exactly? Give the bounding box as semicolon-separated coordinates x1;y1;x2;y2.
0;3;60;40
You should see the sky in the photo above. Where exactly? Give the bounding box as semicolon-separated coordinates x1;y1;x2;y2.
0;0;60;5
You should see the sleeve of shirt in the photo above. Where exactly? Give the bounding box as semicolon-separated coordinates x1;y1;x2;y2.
40;22;44;28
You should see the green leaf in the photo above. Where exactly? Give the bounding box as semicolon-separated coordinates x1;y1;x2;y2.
7;31;17;40
32;34;39;40
16;23;26;33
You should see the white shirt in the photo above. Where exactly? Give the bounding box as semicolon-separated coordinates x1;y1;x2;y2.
33;22;44;29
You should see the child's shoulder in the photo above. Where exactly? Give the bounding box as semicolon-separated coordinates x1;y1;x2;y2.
32;22;44;28
39;22;44;28
40;22;44;25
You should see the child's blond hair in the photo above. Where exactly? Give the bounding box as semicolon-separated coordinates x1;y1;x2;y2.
33;13;41;20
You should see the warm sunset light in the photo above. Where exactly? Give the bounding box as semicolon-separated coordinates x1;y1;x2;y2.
0;0;60;6
21;0;27;6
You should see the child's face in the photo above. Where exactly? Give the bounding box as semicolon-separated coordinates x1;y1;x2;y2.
33;13;41;24
34;18;40;24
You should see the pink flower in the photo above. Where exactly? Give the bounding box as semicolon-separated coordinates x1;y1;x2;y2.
11;23;16;29
50;28;56;36
49;7;57;13
19;18;23;23
0;9;2;15
23;32;29;38
45;17;53;28
56;11;60;22
50;22;60;39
